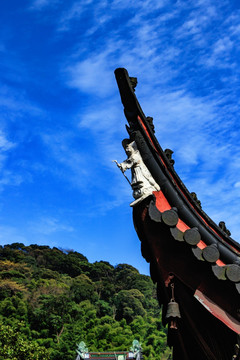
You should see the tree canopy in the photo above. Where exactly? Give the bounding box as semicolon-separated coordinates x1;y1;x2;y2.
0;243;171;359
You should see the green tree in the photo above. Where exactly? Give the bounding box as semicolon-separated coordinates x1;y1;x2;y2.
0;322;50;360
114;289;146;323
70;274;98;303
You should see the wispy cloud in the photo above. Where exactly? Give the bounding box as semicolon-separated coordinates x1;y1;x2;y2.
41;130;100;191
0;86;43;118
56;0;240;226
0;218;73;249
28;216;74;235
0;131;15;153
65;53;116;97
0;171;24;192
0;85;48;192
0;131;20;191
57;0;93;31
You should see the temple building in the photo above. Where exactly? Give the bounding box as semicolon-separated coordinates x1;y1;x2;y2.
76;340;143;360
114;68;240;360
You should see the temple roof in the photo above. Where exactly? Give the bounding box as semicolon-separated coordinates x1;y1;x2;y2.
114;68;240;360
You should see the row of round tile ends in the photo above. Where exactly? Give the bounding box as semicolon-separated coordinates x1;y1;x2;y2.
148;204;240;294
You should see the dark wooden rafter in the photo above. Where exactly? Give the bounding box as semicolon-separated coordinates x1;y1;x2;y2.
114;68;240;360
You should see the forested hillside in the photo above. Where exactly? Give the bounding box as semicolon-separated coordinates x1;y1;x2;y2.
0;243;171;360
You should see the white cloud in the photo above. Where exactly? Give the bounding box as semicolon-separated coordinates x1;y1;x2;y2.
0;131;19;190
28;216;74;235
65;54;115;97
0;219;73;249
0;171;23;191
0;86;49;192
41;130;98;191
58;0;93;31
0;131;15;152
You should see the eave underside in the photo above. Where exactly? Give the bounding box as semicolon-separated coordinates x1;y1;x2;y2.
133;199;239;360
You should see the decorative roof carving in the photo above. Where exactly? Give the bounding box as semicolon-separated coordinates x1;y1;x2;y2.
164;149;175;166
190;192;202;209
114;139;160;206
129;77;137;92
219;221;231;236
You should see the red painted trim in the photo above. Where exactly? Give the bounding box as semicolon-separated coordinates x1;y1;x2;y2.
198;241;207;250
138;117;160;155
153;190;171;212
194;289;240;334
177;219;190;232
216;259;225;267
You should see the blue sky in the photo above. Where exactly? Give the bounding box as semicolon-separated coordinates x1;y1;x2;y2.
1;0;240;274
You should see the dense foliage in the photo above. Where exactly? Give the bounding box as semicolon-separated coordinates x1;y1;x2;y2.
0;243;171;359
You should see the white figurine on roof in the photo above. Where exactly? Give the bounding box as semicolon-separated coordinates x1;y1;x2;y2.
115;139;160;206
